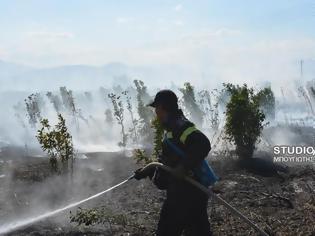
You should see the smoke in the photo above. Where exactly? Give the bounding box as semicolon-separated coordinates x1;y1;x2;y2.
0;75;315;153
0;177;131;235
0;147;137;234
0;64;315;235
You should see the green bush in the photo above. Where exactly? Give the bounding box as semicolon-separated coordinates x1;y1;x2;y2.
70;207;128;227
133;117;163;164
70;207;143;234
36;114;74;174
224;83;266;159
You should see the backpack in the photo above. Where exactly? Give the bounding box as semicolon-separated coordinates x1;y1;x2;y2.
163;126;219;187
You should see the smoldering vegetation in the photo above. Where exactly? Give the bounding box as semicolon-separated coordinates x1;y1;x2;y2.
0;77;314;235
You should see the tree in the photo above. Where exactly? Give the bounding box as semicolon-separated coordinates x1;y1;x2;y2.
255;87;275;121
59;86;87;127
46;91;63;113
306;79;315;106
133;80;154;143
122;90;139;144
298;86;314;116
108;92;127;147
224;83;266;159
36;114;75;175
25;93;43;128
179;82;204;125
60;86;76;116
198;90;219;130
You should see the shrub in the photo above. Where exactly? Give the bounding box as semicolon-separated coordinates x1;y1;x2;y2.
70;206;144;234
224;83;266;159
133;117;163;164
36;114;74;174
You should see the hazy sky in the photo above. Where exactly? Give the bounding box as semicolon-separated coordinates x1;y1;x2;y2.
0;0;314;83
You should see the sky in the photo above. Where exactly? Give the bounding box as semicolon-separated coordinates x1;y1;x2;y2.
0;0;314;85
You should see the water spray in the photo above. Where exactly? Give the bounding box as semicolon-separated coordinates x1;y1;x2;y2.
0;162;269;236
0;175;134;235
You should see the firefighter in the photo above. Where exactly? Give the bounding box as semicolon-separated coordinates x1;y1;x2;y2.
134;90;213;236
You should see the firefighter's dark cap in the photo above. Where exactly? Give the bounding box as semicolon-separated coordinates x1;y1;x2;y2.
148;90;178;110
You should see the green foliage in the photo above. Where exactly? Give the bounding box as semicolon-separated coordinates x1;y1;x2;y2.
224;83;266;159
122;90;139;144
70;207;128;227
151;117;164;160
36;114;74;173
133;117;163;164
108;92;127;147
179;82;204;125
133;148;153;164
133;80;154;142
255;87;275;120
70;207;144;234
216;87;230;107
133;80;151;104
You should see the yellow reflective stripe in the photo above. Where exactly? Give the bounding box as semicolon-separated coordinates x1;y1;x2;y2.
166;131;173;139
180;126;198;144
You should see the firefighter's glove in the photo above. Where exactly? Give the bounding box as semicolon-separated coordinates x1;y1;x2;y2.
157;155;166;163
133;167;150;180
211;182;222;194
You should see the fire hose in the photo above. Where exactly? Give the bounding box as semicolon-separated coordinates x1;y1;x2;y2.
0;162;269;236
135;162;269;236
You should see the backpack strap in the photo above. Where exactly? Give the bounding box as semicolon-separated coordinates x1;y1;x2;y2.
179;125;198;144
163;125;199;159
163;126;219;187
165;131;173;139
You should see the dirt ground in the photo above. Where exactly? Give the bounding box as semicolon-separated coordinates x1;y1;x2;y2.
0;148;314;236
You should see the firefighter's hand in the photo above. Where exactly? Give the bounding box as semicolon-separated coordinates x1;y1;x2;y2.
133;167;150;180
172;165;187;180
157;155;166;163
211;182;222;194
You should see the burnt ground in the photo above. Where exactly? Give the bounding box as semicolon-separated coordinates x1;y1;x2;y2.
0;149;314;236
